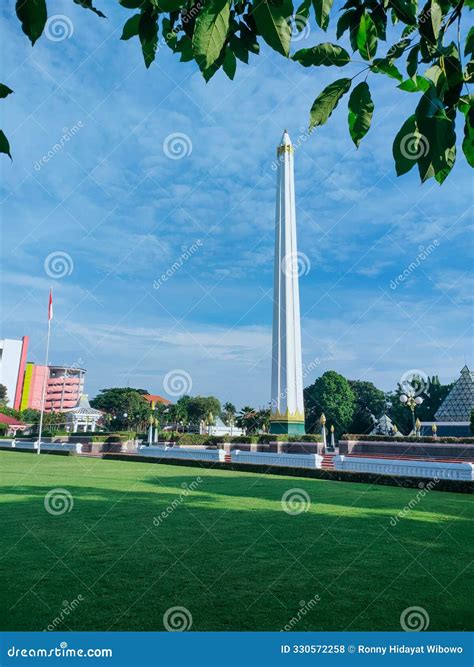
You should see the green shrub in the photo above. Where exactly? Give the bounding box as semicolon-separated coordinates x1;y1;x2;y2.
288;434;322;442
177;434;207;446
230;435;259;444
257;434;283;443
342;434;474;444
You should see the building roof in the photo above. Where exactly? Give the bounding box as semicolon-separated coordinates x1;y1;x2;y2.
143;394;171;405
65;395;102;416
0;413;26;427
435;366;474;422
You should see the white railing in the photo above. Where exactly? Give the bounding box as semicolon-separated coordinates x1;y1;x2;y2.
137;445;225;462
1;441;82;453
334;456;473;480
231;450;322;469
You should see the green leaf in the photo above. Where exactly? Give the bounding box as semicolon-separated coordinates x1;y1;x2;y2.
252;0;293;57
415;90;456;183
293;43;350;67
390;0;417;26
419;1;438;46
311;0;334;31
296;0;311;26
406;44;419;77
162;17;177;51
193;0;231;70
371;58;403;80
309;77;352;129
120;14;140;40
222;48;237;79
0;84;14;99
139;7;159;68
0;130;12;160
465;27;474;58
348;81;374;147
357;13;377;61
175;35;193;62
336;9;356;39
202;49;226;81
229;34;249;63
240;24;259;54
392;115;419;175
370;4;387;40
462;103;474;168
398;75;431;92
152;0;183;9
73;0;106;18
119;0;146;7
386;38;410;60
15;0;47;45
430;0;442;41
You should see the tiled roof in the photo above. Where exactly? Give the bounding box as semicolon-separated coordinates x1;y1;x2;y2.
144;394;171;405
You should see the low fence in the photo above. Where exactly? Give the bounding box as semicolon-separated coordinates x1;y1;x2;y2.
231;450;322;469
1;441;81;453
137;445;225;462
334;455;474;481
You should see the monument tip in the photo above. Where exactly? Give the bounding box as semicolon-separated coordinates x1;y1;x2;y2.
280;129;291;146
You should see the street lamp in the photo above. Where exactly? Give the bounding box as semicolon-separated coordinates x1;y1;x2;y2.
399;393;423;433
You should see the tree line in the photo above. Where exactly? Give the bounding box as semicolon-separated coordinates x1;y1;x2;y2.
0;369;452;436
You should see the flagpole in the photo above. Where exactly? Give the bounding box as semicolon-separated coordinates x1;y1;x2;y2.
37;290;52;454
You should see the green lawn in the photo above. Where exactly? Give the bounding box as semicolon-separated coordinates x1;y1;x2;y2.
0;450;472;632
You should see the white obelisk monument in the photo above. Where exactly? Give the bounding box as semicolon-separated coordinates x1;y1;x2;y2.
270;131;305;435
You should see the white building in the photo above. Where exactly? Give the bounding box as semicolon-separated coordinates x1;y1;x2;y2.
65;395;102;432
0;336;29;409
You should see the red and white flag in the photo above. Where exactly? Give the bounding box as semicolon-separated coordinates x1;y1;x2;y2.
48;289;53;321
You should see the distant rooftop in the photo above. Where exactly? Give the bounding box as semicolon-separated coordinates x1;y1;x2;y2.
143;394;171;406
435;366;474;422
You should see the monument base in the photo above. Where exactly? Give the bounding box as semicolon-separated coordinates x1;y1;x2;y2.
269;421;305;436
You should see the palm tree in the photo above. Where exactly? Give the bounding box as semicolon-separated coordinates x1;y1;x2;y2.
222;402;236;435
236;406;259;435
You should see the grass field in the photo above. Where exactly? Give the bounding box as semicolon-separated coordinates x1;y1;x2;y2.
0;450;472;632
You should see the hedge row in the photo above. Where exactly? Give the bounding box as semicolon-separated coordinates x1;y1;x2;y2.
102;453;473;495
342;434;474;444
169;433;322;446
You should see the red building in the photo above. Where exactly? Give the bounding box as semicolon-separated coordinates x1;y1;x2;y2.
20;364;86;412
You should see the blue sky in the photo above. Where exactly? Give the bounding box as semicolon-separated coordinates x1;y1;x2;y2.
1;1;473;408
